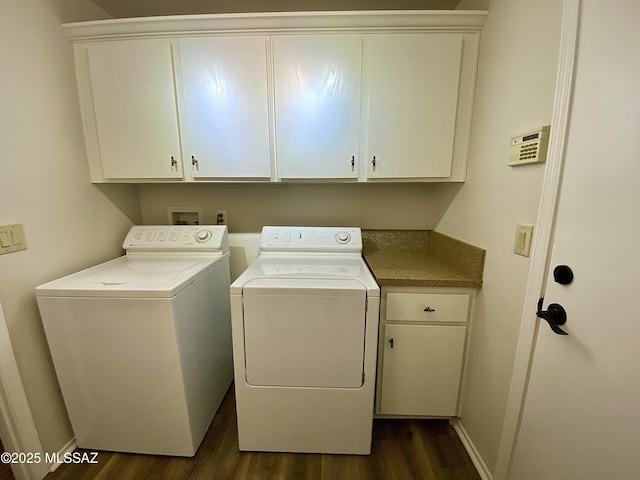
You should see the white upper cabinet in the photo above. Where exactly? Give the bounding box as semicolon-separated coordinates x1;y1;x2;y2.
364;34;463;179
84;39;183;180
272;36;362;180
178;37;272;179
65;12;485;183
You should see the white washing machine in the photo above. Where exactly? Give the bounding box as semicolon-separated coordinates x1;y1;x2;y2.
35;225;233;456
230;226;380;455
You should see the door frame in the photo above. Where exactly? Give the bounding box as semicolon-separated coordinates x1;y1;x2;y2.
492;1;581;479
0;302;49;480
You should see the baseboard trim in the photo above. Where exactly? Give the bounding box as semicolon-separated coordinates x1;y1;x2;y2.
48;437;77;473
451;419;492;480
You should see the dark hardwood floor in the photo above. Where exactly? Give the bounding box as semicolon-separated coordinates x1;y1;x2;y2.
0;436;16;480
46;386;480;480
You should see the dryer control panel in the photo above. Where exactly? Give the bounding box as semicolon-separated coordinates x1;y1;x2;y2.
260;226;362;253
122;225;229;253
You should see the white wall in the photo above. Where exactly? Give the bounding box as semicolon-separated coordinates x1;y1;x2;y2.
436;0;562;473
92;0;461;17
457;0;489;10
55;0;112;22
139;183;448;232
0;0;140;454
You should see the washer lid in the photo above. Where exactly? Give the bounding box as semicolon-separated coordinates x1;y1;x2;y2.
35;254;226;298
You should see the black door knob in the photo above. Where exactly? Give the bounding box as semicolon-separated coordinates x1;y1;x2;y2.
553;265;574;285
536;298;569;335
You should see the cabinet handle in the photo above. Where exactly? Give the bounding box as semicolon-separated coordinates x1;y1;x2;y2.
388;337;394;349
170;156;178;169
351;155;355;170
372;155;377;170
191;155;199;171
424;307;436;312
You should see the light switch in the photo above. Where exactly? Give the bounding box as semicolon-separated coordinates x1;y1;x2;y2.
0;223;27;255
0;231;10;248
10;227;23;245
514;224;534;257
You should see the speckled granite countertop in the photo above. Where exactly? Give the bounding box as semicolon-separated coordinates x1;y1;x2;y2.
362;230;485;288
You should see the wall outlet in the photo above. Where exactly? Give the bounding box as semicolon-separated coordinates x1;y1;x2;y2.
514;224;534;257
216;210;227;225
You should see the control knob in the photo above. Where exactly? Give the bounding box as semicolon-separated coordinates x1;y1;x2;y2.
195;230;212;243
335;231;351;244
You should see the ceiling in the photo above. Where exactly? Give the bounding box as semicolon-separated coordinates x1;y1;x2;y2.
91;0;463;18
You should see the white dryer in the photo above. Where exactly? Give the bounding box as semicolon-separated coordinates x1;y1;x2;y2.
35;225;233;456
230;226;380;455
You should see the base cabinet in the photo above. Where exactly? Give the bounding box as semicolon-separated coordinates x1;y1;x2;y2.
380;324;466;416
376;287;475;417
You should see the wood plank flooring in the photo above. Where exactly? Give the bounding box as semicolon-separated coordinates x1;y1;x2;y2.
0;436;15;480
46;386;480;480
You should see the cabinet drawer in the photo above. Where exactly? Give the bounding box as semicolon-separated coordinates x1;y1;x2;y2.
386;292;469;323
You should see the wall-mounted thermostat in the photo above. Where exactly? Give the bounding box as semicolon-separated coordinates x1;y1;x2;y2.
509;125;550;166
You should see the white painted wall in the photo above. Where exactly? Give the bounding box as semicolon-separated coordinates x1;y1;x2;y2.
139;183;446;232
55;0;112;22
436;0;563;473
457;0;489;10
0;0;140;454
92;0;461;17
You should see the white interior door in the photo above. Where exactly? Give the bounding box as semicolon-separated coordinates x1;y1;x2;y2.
508;2;640;479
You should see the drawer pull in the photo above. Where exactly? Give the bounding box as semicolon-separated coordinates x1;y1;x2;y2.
388;338;394;349
424;307;436;312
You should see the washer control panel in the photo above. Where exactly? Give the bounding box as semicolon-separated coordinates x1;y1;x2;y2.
123;225;229;253
260;226;362;253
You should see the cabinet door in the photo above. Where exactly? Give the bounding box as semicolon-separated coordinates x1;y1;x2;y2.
178;37;271;179
381;324;465;416
272;36;362;179
365;34;463;179
86;40;182;179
